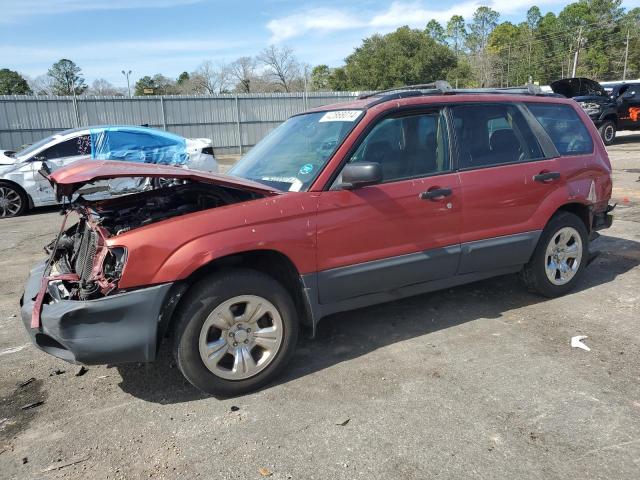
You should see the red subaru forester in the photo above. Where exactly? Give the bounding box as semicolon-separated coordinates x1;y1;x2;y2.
20;84;614;396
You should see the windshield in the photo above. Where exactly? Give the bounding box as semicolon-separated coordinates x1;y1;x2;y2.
14;135;56;159
228;110;362;191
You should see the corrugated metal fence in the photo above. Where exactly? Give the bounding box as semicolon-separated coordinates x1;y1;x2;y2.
0;92;362;154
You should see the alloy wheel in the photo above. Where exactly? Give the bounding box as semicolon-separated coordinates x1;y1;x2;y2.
0;186;22;217
544;226;583;285
198;295;284;380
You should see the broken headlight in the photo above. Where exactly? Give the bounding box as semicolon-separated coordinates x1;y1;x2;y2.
103;247;127;281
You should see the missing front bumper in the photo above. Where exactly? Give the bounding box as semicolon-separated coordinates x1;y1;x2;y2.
20;262;173;365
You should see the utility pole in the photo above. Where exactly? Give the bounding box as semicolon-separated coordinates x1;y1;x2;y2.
572;26;583;77
303;64;308;110
623;29;630;80
506;44;511;87
121;70;132;97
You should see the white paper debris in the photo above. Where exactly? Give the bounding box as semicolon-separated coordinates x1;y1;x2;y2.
571;335;591;351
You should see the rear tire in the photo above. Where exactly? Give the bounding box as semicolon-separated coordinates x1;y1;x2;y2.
172;269;299;396
0;181;27;218
598;120;616;146
519;212;589;298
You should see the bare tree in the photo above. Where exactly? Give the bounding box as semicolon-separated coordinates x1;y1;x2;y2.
229;56;257;93
88;78;124;96
257;45;300;92
191;61;231;94
27;74;55;95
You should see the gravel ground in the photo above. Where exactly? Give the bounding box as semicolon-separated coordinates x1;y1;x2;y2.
1;137;639;479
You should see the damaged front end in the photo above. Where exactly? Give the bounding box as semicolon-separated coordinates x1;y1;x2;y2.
43;215;124;303
21;159;278;365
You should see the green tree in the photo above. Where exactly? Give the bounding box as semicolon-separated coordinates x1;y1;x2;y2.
0;69;31;95
446;15;468;54
47;59;87;95
526;6;542;29
328;67;349;91
176;71;190;85
310;65;331;91
340;26;457;90
134;74;178;95
467;7;500;52
467;7;500;86
487;22;523;86
426;19;446;43
621;8;640;79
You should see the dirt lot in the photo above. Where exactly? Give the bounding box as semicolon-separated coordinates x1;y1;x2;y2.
1;138;639;479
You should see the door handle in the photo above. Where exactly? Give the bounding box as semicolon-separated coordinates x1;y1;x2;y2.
419;187;452;200
533;171;560;182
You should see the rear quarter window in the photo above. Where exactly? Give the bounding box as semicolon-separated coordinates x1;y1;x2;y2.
526;103;594;155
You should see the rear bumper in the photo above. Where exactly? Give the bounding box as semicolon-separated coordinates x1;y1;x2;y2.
20;262;173;365
592;204;615;231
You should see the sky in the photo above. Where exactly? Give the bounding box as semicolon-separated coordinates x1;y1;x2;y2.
1;0;639;89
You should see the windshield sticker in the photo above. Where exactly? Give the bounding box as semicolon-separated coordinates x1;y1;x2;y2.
299;163;314;175
319;110;362;123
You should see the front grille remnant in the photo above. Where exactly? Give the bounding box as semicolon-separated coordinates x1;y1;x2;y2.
72;221;99;297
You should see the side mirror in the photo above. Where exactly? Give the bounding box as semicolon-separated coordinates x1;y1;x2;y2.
622;90;634;99
338;162;382;189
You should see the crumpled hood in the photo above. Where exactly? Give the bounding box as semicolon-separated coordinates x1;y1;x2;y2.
0;150;18;165
48;159;281;200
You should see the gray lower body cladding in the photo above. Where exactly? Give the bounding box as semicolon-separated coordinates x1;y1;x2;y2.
20;262;173;365
305;231;542;324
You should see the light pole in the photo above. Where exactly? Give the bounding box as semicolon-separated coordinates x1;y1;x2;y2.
121;70;132;97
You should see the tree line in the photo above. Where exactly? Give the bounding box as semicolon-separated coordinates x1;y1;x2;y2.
0;45;310;97
312;0;640;90
1;1;638;96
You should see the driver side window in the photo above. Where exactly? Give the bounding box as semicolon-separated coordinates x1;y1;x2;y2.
345;110;450;183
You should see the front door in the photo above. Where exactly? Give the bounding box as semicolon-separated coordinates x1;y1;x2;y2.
29;134;91;204
316;108;462;305
617;83;640;130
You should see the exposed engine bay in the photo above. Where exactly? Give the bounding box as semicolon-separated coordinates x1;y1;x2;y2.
84;181;259;236
44;180;262;301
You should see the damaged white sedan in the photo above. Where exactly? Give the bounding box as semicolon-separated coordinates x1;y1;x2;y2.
0;125;217;217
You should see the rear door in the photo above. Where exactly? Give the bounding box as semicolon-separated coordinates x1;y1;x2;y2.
316;108;462;305
453;102;561;274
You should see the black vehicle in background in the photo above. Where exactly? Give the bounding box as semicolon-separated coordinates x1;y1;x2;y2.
606;82;640;132
551;78;618;145
551;77;640;145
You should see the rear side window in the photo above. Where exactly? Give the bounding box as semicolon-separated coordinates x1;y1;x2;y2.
526;103;593;155
451;103;543;169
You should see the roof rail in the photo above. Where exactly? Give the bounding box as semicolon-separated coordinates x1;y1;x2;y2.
358;80;453;99
454;84;551;96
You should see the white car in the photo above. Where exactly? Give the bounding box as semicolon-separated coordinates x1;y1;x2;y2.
0;125;218;218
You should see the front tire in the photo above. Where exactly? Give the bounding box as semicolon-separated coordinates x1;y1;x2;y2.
0;182;27;218
598;120;616;146
519;212;589;297
173;269;299;396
